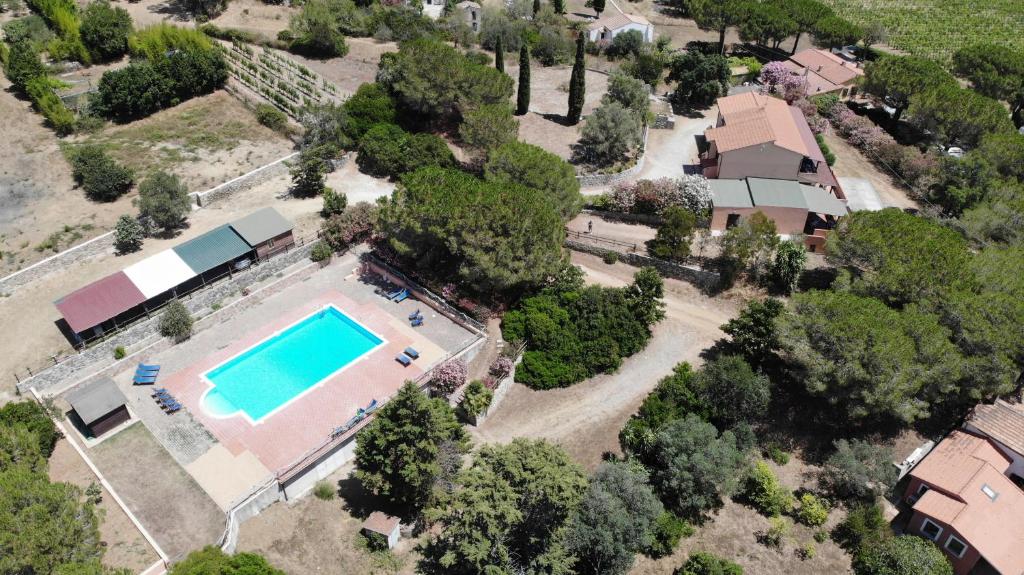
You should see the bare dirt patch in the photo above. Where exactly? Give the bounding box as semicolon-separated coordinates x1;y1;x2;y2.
210;0;296;40
507;64;608;159
48;435;160;572
471;251;742;468
237;463;419;574
286;38;399;94
88;423;224;562
821;130;919;210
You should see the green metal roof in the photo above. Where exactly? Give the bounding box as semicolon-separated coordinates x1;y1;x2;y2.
747;178;807;210
172;225;252;274
709;179;754;208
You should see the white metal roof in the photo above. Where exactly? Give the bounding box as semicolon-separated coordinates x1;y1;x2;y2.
123;249;197;299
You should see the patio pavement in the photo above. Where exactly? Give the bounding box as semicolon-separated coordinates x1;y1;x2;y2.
839;176;885;211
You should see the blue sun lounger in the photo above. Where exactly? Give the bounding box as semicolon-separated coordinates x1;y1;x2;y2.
153;390;172;399
137;363;160;373
150;388;168;396
385;288;404;300
404;347;420;360
394;289;410;303
163;401;182;414
396;354;412;367
134;374;159;385
408;309;421;320
411;317;423;327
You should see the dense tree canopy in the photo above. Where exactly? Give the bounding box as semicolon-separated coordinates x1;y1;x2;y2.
907;83;1014;148
811;15;862;49
139;170;190;231
565;462;663;575
355;382;467;513
80;0;132;61
854;536;952;575
648;414;750;518
503;268;665;389
862;55;955;121
377;38;513;122
169;547;285;575
422;439;586;575
953;43;1024;124
458;104;519;155
340;82;397;141
357;123;455;179
667;51;730;110
778;290;962;425
484;141;581;219
576;102;642;167
377;167;566;296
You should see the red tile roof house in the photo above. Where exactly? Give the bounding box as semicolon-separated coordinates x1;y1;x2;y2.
783;49;865;99
700;93;841;194
903;429;1024;575
965;399;1024;486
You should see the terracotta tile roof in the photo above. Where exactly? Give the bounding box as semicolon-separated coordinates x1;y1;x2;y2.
968;400;1024;457
789;49;863;86
706;93;808;156
587;12;650;31
911;430;1024;574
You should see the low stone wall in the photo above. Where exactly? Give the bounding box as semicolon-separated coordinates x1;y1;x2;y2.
191;152;297;207
20;243;316;395
565;238;720;289
0;232;115;296
581;208;664;226
469;355;520;427
575;126;649;188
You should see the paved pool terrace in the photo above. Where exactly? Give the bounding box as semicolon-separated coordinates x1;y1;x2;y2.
91;252;480;510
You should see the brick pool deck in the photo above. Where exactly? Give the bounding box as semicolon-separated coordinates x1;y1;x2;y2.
159;289;443;476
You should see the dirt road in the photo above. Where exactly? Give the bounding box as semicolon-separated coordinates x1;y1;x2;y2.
471;251;741;469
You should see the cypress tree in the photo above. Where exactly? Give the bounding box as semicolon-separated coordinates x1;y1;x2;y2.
592;0;605;15
532;0;540;16
495;36;505;73
567;32;586;124
517;44;531;115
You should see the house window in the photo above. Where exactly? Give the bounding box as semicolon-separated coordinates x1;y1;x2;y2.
945;535;968;559
917;483;931;496
920;518;943;541
726;213;740;228
267;238;275;249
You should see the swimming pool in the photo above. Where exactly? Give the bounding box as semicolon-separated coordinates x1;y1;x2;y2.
201;305;385;423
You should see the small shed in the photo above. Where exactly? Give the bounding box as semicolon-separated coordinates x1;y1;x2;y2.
229;207;295;260
67;378;130;438
361;511;401;550
455;0;481;32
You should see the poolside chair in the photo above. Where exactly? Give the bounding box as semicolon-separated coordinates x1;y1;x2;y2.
137;363;160;373
394;289;411;303
134;373;159;385
404;347;420;360
163;402;182;414
152;389;171;399
395;354;412;367
385;288;404;300
157;394;176;405
408;309;421;320
150;387;168;395
362;399;379;414
411;317;423;327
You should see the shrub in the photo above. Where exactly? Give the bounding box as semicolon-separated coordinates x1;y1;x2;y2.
765;444;790;465
820;439;897;502
675;551;743;575
832;503;889;553
743;461;794;517
128;23;212;60
797;542;816;560
67;144;134;202
576;101;642;167
159;299;193;341
113;214;144;253
603;250;619;264
606;29;643;59
357;123;455;179
321;187;347;217
321;202;377;250
761;516;790;549
430;358;467;396
814;530;828;543
855;535;953;575
313;480;336;500
796;493;829;527
644;511;692;558
488;356;514;379
458;103;520;155
139;170;190;231
80;0;132;61
3;41;47;92
341;82;395;142
608;176;711;216
25;76;76;134
815;133;836;166
255;103;288;132
113;346;126;360
458;380;493;421
310;241;333;263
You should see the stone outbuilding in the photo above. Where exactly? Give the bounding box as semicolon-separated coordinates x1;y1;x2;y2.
361;511;401;549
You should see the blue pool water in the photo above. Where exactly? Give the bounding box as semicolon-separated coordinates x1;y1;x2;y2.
202;306;384;422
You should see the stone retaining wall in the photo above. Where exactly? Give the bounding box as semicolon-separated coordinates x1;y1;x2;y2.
20;243;316;395
191;152;297;207
565;238;720;289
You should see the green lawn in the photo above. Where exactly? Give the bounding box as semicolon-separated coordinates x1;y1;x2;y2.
821;0;1024;65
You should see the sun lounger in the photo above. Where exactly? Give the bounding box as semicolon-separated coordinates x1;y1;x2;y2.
152;390;171;398
395;354;411;366
164;402;182;414
137;363;160;373
385;288;404;300
157;394;176;404
408;309;421;320
160;397;181;409
394;290;410;303
411;317;423;327
150;387;168;395
404;347;420;360
134;374;159;385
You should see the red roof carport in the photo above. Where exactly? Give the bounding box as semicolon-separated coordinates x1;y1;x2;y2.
55;271;148;334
